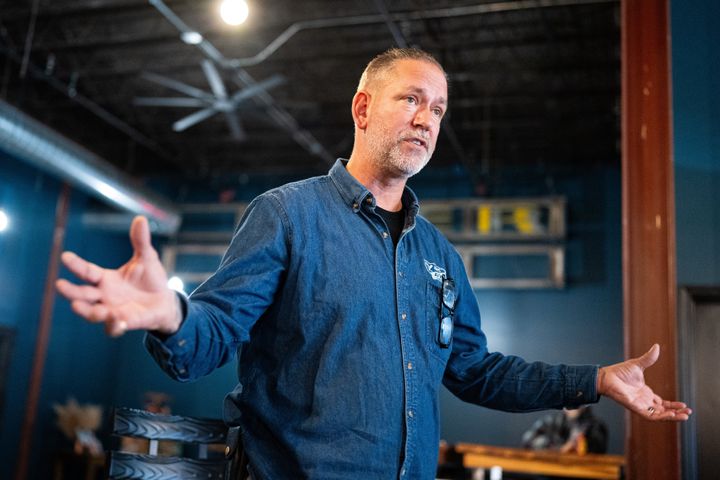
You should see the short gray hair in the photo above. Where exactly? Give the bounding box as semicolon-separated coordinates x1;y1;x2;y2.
357;47;447;91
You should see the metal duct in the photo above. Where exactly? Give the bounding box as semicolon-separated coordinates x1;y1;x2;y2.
0;99;181;234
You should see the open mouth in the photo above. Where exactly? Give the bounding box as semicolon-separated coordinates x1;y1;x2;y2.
405;137;427;149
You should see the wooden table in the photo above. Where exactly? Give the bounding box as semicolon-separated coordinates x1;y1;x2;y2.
449;443;625;479
52;450;106;480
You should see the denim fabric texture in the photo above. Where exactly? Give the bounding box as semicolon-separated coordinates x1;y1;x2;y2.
145;159;598;479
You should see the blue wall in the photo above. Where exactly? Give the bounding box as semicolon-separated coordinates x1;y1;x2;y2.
672;0;720;286
433;168;624;453
0;151;133;479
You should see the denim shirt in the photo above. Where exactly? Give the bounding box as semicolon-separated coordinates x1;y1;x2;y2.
145;159;598;479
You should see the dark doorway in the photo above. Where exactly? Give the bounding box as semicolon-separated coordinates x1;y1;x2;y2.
0;326;16;432
679;287;720;479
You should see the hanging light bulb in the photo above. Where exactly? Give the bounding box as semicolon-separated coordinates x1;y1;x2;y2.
0;209;8;232
167;276;185;293
181;31;204;45
220;0;249;26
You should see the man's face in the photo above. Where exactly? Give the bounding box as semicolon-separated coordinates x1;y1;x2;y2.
364;59;448;178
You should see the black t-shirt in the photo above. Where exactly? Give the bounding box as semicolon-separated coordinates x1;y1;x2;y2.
376;206;405;245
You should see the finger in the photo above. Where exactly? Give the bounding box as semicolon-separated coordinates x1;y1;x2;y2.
645;404;692;421
636;343;660;370
61;251;104;284
661;399;688;410
130;216;157;260
71;300;111;323
105;319;128;337
669;406;692;415
667;407;692;419
651;411;678;421
55;278;76;300
656;409;691;421
56;279;103;303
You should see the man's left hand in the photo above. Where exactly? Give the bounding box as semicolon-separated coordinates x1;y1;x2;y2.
597;344;692;421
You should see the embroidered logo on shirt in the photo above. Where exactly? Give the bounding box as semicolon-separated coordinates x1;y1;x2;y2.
424;260;446;282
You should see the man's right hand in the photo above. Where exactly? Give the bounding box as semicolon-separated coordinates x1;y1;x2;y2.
56;215;182;337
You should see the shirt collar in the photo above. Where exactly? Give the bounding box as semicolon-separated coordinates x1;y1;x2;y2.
329;159;420;218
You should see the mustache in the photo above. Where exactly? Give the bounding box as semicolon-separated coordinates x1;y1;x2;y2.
400;132;431;146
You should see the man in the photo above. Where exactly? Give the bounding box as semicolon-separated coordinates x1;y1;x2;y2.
522;406;608;454
56;48;691;479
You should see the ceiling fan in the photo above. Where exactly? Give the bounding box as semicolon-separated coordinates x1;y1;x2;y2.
134;59;284;140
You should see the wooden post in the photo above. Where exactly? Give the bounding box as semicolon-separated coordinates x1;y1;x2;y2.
621;0;680;478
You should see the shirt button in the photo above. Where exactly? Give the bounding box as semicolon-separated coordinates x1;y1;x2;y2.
407;362;413;370
366;197;373;204
177;339;187;347
398;271;404;277
408;410;414;418
178;368;186;375
577;391;584;397
401;313;407;320
352;202;359;209
382;232;389;239
401;468;406;476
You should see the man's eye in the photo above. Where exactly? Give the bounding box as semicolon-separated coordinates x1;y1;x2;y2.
432;108;443;117
406;96;417;104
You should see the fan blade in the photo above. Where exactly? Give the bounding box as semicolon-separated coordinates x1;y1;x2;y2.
224;112;246;140
172;107;219;132
141;71;212;100
230;74;285;107
201;59;228;100
134;97;209;107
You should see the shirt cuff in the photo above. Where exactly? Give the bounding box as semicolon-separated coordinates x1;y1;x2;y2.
563;364;600;407
144;292;195;381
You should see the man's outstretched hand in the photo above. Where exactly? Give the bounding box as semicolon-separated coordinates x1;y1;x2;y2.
597;344;692;421
56;216;181;337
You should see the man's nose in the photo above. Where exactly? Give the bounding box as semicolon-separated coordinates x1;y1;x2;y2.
412;107;433;130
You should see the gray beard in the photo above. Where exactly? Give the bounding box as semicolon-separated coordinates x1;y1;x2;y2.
366;137;433;179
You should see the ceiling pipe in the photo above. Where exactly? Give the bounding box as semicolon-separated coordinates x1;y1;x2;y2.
0;43;176;163
222;0;619;69
0;100;181;234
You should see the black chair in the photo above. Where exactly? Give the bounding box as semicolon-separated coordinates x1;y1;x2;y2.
107;407;244;479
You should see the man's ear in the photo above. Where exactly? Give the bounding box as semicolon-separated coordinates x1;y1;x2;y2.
351;91;370;130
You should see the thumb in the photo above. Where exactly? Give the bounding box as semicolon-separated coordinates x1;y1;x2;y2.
129;216;154;258
636;343;660;370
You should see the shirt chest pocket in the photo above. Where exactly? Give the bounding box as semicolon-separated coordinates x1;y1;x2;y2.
425;281;453;364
